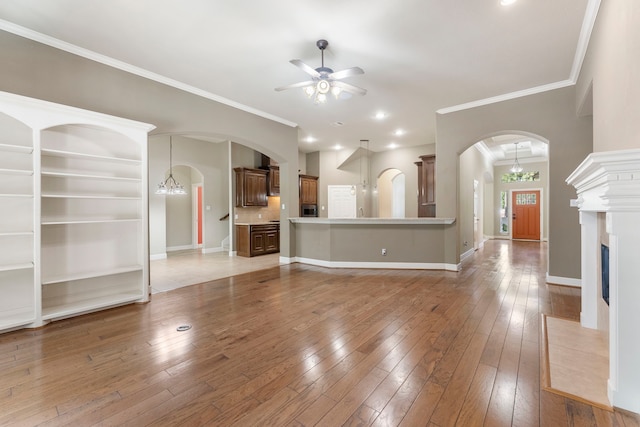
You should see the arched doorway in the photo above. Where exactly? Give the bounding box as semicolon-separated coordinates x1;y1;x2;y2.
377;168;405;218
458;133;549;258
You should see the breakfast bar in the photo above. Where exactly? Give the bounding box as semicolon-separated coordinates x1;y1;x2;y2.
289;217;458;271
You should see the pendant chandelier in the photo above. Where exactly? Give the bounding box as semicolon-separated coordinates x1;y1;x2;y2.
510;142;523;173
156;136;186;195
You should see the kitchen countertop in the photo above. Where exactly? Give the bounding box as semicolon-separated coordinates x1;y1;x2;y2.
235;221;280;226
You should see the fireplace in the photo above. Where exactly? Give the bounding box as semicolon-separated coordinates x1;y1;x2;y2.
567;148;640;414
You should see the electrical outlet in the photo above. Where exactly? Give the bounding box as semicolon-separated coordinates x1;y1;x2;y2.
381;248;387;256
258;214;262;219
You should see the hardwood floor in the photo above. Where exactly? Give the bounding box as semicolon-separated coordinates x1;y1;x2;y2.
1;240;639;426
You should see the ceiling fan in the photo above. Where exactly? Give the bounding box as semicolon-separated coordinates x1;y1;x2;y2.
275;39;367;103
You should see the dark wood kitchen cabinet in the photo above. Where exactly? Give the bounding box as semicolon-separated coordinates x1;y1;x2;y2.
236;223;280;257
299;174;318;205
234;167;268;207
415;154;436;217
267;165;280;196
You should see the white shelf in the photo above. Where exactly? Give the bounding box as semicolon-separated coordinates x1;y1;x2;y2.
0;263;34;272
42;219;140;225
0;168;33;176
42;265;143;286
0;231;33;237
0;143;33;154
41;171;141;182
42;292;144;321
0;309;36;330
0;92;152;334
41;148;141;164
41;194;140;200
0;194;32;198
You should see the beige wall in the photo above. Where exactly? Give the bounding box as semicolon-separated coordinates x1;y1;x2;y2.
459;146;493;254
0;30;299;257
577;0;640;152
436;86;593;279
312;144;434;219
165;165;195;249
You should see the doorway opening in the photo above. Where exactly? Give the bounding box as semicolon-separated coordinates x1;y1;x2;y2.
377;168;405;218
165;165;204;252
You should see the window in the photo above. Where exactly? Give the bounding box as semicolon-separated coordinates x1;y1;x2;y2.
516;193;537;205
501;171;540;183
499;191;508;234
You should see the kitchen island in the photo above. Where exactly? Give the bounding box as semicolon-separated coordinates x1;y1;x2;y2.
288;217;458;271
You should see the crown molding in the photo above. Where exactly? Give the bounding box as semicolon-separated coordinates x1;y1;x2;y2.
436;80;574;115
437;0;601;116
0;19;298;128
474;141;496;164
570;0;601;81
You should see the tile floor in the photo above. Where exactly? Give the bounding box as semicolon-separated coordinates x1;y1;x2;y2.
544;315;610;409
150;249;281;293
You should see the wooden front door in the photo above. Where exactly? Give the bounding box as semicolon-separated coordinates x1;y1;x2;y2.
512;190;540;240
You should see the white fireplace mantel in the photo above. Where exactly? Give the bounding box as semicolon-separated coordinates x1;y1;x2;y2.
567;148;640;413
566;148;640;212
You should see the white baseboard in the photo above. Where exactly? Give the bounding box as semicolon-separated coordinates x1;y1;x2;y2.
546;273;581;288
202;246;224;254
150;253;167;261
492;235;510;240
293;257;460;272
460;248;475;261
279;256;294;264
166;245;194;252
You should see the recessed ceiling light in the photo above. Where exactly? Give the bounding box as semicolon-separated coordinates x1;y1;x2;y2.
500;0;516;5
388;142;398;149
304;136;316;143
334;144;342;150
375;112;387;120
393;129;405;136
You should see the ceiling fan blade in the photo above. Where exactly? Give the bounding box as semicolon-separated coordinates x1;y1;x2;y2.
329;67;364;80
290;59;320;78
274;80;315;91
332;80;367;96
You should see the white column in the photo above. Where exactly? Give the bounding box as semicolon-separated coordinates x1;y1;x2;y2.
607;211;640;413
579;211;599;329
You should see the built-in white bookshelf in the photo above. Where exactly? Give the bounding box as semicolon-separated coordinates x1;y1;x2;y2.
0;113;36;331
0;91;154;332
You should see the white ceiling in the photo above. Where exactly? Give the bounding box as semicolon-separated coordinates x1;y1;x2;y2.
0;0;594;153
478;134;548;165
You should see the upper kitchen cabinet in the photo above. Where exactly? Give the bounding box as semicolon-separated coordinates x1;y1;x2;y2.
267;166;279;196
416;155;436;217
260;154;279;196
299;174;318;205
234;167;268;207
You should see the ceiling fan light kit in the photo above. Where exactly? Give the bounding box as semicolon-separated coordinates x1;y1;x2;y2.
275;39;366;104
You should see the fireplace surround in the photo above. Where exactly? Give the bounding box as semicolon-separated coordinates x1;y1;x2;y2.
567;148;640;413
